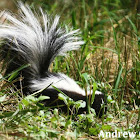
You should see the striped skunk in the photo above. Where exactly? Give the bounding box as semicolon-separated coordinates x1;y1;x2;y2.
0;2;106;117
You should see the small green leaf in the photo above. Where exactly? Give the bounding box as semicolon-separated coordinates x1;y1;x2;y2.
82;73;89;84
22;99;30;106
38;96;50;101
91;82;98;105
89;128;99;135
75;100;86;109
107;95;115;103
58;93;68;105
65;119;71;129
102;125;112;130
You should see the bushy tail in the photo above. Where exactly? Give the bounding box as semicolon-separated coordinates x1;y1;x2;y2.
0;2;84;78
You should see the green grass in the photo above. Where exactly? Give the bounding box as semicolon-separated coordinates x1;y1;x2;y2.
0;0;140;139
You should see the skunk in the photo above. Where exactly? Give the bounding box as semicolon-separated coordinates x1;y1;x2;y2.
0;2;106;117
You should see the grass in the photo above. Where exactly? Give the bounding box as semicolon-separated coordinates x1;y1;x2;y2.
0;0;140;139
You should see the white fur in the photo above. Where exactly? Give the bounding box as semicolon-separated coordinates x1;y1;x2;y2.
30;73;103;96
30;73;85;95
0;2;84;75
